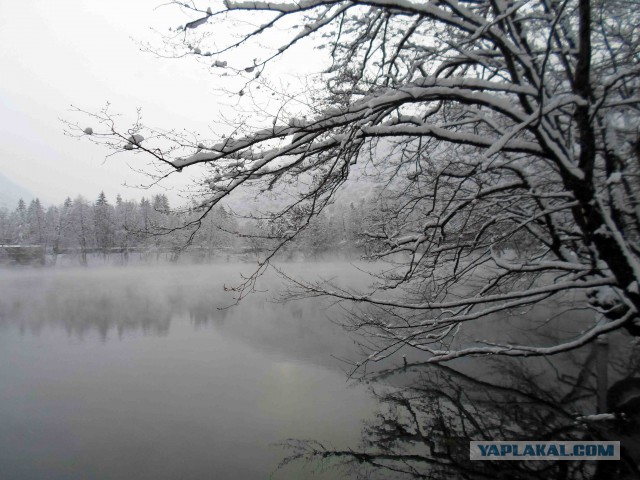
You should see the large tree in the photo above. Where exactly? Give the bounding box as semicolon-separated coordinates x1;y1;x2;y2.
72;0;640;365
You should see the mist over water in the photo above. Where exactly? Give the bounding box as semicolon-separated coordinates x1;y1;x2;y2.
0;263;379;479
1;261;631;479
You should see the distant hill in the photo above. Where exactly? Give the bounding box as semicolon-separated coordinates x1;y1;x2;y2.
0;173;34;210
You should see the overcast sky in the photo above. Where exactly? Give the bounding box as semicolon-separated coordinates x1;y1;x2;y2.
0;1;222;206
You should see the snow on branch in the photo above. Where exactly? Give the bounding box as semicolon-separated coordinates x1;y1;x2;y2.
74;0;640;366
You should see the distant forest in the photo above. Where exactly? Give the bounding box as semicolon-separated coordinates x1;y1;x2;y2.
0;192;372;265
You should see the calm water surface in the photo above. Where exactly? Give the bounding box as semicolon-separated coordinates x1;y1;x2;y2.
0;264;378;479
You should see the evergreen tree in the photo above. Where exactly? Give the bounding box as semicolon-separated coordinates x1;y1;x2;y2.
0;207;10;244
94;191;114;257
12;199;27;243
26;199;45;246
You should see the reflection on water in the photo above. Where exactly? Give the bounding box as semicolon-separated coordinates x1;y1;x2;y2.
0;264;368;369
0;264;377;479
283;343;640;479
2;264;637;479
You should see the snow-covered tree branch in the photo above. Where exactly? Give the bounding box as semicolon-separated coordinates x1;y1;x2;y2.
71;0;640;365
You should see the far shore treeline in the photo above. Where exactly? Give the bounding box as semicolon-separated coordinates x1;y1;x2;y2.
0;192;372;266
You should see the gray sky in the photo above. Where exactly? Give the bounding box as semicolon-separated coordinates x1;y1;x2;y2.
0;0;217;206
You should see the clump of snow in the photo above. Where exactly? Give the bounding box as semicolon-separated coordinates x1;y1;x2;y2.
83;127;94;135
193;47;202;54
576;413;616;422
213;60;227;68
629;281;639;295
123;144;134;150
206;6;212;14
588;286;619;309
606;172;623;185
128;134;144;145
288;117;305;127
186;17;208;29
593;224;611;237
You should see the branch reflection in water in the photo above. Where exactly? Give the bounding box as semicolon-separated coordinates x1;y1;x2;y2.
280;338;640;479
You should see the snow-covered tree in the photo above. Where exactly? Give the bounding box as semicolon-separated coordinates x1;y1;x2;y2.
194;205;239;259
94;191;115;257
55;197;75;255
114;195;139;263
72;0;640;364
26;199;46;246
10;199;28;244
70;196;94;265
0;207;13;244
44;205;60;254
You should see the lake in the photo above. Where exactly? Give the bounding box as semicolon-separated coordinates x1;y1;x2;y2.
0;263;379;480
2;263;637;479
